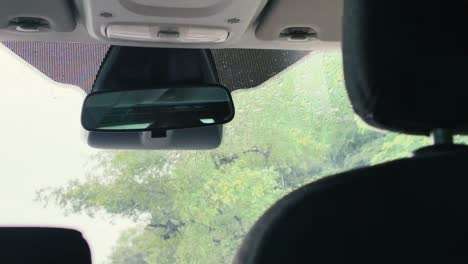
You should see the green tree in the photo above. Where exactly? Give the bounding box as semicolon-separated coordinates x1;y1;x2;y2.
38;51;429;263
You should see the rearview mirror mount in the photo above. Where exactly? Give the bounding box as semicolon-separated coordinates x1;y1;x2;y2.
83;47;232;150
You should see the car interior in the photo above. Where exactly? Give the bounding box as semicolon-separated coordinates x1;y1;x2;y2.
1;0;468;263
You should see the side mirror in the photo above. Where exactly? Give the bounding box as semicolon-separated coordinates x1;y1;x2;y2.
82;85;234;132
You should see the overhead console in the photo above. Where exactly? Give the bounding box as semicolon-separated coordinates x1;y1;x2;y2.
81;0;267;46
0;0;342;50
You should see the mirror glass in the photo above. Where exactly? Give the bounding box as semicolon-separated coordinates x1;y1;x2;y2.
81;86;234;131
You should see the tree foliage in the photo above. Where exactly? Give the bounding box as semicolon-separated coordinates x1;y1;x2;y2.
37;52;429;263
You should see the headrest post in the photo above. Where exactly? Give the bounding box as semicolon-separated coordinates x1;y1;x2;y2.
431;128;453;145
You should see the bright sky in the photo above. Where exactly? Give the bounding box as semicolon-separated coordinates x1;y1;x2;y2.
0;44;132;263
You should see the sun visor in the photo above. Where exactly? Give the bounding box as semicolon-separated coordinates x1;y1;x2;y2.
343;1;468;135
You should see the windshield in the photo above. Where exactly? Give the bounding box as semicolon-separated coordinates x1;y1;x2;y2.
0;43;434;263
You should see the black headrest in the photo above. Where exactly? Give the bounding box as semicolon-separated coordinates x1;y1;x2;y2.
343;0;468;135
234;147;468;263
0;227;91;263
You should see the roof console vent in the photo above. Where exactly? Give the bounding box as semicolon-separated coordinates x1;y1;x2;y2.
279;27;317;41
9;17;50;32
0;0;76;32
256;0;342;42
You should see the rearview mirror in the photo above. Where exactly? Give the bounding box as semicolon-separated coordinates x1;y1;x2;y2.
81;85;234;132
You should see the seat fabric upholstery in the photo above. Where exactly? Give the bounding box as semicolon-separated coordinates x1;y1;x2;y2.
234;147;468;264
